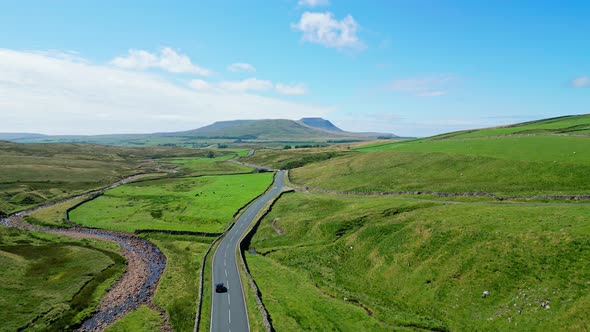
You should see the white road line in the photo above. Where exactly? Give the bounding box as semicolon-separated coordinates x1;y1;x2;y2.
229;309;231;324
227;293;231;305
224;259;226;267
225;269;228;277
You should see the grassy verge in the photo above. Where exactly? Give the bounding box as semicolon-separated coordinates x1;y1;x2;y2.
142;233;212;332
105;305;164;332
198;239;220;331
246;192;590;331
69;173;274;233
0;227;125;331
239;253;266;332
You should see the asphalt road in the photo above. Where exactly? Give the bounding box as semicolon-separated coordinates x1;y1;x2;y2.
210;170;286;332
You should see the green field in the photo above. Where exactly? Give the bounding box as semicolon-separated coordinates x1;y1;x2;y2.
433;114;590;139
160;153;252;176
143;233;212;332
244;147;351;170
246;192;590;331
69;173;274;232
0;227;125;331
291;120;590;197
0;141;209;215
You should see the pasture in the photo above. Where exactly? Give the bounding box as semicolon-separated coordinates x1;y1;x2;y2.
69;173;274;232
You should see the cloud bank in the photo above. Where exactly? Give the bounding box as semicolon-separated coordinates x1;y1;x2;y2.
0;49;330;134
111;47;211;76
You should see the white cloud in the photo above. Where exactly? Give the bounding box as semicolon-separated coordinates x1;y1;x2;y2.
0;49;331;134
275;83;308;95
188;79;210;90
227;63;256;73
292;12;364;50
111;47;211;76
572;76;590;88
298;0;330;7
389;76;456;97
218;78;273;92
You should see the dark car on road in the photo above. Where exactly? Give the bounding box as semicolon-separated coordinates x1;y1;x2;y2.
215;282;227;293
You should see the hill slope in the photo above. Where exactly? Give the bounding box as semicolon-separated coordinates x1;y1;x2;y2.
298;117;344;132
289;114;590;197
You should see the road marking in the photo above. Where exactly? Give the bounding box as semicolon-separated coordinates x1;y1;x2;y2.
224;259;226;267
227;293;231;305
229;308;231;324
225;269;228;277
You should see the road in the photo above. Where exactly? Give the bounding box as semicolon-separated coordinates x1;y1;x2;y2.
210;170;286;332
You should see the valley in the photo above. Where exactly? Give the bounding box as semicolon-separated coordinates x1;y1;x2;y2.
1;114;589;331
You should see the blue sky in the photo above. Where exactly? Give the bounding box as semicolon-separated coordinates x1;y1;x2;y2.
0;0;588;136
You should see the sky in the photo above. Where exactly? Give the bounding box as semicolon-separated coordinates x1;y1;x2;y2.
0;0;589;137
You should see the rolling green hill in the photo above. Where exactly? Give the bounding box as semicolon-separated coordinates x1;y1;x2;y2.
289;115;590;197
243;114;590;331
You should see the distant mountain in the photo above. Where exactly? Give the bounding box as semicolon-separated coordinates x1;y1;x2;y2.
0;133;47;141
298;118;344;132
0;117;398;146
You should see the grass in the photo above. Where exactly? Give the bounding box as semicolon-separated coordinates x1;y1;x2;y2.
292;150;590;197
246;253;388;331
160;153;252;176
434;113;590;139
0;141;208;215
244;147;351;170
246;192;590;331
142;233;212;332
355;135;590;163
23;196;88;228
104;305;164;332
0;226;125;331
198;239;218;332
69;173;274;233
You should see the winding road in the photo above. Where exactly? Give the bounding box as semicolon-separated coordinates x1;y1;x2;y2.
210;170;286;332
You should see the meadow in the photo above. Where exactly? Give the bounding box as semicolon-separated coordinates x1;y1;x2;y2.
244;147;351;170
0;227;125;331
0;141;208;215
247;192;590;331
69;173;274;232
159;152;252;176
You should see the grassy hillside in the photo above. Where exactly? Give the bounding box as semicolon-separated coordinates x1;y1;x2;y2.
69;173;273;232
245;147;352;170
0;227;125;331
183;119;355;140
246;193;590;331
0;142;209;215
433;114;590;140
291;116;590;197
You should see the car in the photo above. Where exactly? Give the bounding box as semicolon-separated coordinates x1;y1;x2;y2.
215;282;227;293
